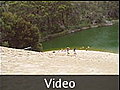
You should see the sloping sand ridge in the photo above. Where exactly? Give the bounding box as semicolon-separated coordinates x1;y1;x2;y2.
0;46;119;75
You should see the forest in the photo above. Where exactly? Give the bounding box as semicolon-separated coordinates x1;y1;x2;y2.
0;1;119;51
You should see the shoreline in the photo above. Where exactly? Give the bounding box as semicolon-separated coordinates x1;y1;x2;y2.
42;20;118;42
43;48;118;54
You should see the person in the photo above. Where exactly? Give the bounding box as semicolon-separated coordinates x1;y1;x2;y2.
73;48;76;54
61;49;64;52
86;46;90;51
66;47;70;55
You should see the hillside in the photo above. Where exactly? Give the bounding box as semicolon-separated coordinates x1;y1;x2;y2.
0;46;119;75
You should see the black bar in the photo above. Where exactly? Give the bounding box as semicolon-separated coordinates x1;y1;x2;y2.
0;75;119;90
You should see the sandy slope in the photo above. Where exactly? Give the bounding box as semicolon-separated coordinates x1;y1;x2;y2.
0;46;119;75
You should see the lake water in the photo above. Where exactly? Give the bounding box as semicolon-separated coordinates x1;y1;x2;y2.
42;23;119;53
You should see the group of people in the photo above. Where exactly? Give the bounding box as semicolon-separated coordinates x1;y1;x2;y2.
66;47;76;55
52;46;90;55
66;46;90;55
52;47;76;55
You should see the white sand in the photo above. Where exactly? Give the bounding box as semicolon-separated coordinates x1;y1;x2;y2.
0;46;119;75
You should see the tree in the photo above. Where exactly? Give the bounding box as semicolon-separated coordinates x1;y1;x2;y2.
1;12;42;51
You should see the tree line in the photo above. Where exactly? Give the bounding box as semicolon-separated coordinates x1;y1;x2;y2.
0;1;119;51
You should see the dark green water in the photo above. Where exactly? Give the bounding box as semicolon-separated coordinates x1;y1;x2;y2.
42;23;119;53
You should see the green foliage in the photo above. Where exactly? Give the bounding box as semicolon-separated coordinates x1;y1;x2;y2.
1;1;76;35
32;43;43;52
1;12;42;51
1;41;9;47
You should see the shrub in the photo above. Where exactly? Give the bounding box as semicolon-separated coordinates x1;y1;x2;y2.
1;41;9;47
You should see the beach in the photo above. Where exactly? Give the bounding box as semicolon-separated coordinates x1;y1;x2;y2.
0;46;119;75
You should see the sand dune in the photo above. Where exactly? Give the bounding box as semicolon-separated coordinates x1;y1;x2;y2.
0;46;119;75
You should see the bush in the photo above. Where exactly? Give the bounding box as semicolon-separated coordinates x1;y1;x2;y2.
1;41;9;47
32;43;43;52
